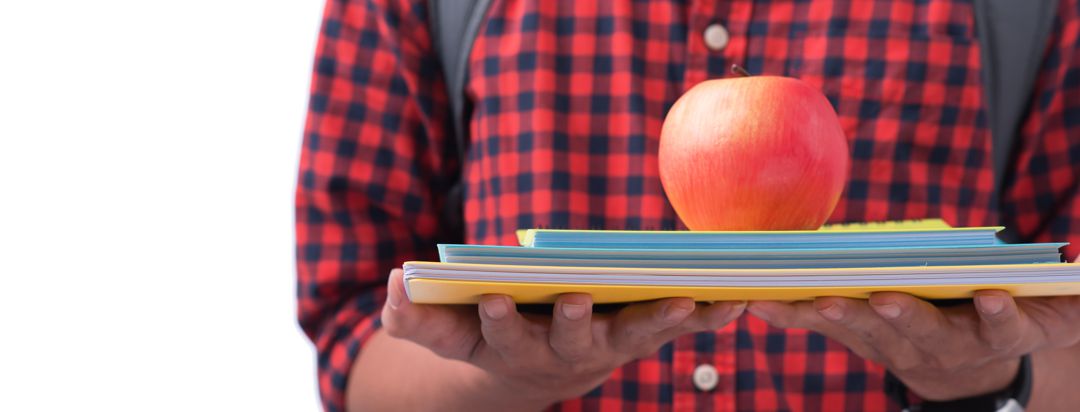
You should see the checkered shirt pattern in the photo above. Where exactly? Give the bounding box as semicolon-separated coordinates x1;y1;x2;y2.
296;0;1080;410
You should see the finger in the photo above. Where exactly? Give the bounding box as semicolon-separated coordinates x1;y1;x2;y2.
696;301;748;330
747;300;835;331
654;301;746;341
381;269;481;360
1015;295;1080;347
972;290;1024;352
548;293;594;362
815;297;911;361
478;294;540;362
748;300;885;362
609;298;695;354
635;298;747;346
865;292;958;351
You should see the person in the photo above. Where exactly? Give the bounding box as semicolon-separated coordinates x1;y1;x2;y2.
296;0;1080;410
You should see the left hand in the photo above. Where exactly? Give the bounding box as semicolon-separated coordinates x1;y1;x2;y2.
746;291;1080;401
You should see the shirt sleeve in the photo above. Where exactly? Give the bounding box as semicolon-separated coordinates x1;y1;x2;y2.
1000;0;1080;262
295;0;457;410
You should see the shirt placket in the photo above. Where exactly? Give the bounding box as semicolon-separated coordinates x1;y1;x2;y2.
672;0;753;411
682;0;752;87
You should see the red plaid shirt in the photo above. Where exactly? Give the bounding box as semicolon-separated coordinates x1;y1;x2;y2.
296;0;1080;410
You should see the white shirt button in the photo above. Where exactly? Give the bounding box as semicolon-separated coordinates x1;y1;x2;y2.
703;23;730;51
692;363;719;392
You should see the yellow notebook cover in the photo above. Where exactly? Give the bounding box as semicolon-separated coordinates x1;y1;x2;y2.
403;261;1080;304
405;278;1080;304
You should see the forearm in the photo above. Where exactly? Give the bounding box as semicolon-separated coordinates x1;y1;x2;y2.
1027;342;1080;411
346;329;552;412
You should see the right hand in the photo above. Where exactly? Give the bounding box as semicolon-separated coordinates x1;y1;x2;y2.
380;268;746;408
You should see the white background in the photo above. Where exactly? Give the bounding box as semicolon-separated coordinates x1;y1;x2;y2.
1;0;325;410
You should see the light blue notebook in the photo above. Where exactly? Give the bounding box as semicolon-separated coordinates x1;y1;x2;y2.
438;243;1065;269
517;227;1005;249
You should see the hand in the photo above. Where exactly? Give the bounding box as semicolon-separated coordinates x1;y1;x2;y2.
380;268;746;407
746;291;1080;401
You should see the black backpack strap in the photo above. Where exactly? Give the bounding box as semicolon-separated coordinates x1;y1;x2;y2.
974;0;1058;227
427;0;492;239
428;0;492;166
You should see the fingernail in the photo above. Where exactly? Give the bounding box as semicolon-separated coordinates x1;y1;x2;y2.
977;295;1005;316
707;301;745;328
482;298;508;320
387;281;402;310
871;302;902;319
561;302;588;320
731;301;747;314
818;303;844;321
388;276;406;309
663;301;693;323
746;304;771;322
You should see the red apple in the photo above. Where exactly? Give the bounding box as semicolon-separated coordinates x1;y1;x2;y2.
659;75;849;231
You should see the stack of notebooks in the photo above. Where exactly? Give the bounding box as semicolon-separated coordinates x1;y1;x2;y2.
403;220;1080;304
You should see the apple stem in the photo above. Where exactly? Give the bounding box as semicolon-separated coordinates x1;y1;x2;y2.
731;64;752;77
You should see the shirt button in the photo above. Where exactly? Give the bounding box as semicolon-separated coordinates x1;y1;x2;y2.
703;23;730;51
692;363;719;392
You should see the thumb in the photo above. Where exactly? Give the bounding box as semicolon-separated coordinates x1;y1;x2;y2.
381;268;482;360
